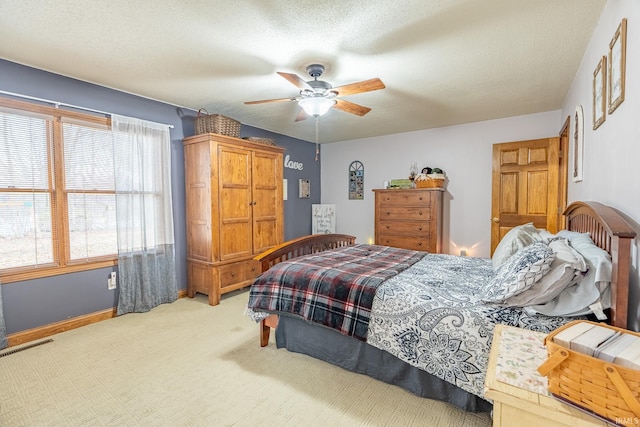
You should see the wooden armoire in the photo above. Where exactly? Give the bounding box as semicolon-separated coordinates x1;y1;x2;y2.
183;133;284;305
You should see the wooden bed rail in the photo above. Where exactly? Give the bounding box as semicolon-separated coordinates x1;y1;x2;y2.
564;201;636;329
253;234;356;346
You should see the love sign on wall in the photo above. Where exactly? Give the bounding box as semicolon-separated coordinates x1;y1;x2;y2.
284;154;303;170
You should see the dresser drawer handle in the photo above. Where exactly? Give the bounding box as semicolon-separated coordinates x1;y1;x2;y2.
418;211;423;216
418;227;423;231
386;211;391;215
386;225;390;229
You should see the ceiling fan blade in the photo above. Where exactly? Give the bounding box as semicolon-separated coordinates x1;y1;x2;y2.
294;109;308;122
333;99;371;116
277;72;313;90
244;97;297;105
331;78;385;97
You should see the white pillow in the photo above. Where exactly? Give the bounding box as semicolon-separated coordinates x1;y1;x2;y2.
503;238;586;307
525;232;612;317
491;223;543;270
483;242;554;304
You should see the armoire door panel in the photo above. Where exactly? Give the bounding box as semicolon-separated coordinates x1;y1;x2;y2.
220;222;252;259
253;218;280;253
253;153;278;186
220;188;251;217
219;148;251;186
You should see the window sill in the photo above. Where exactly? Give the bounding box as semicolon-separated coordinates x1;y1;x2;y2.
1;259;118;284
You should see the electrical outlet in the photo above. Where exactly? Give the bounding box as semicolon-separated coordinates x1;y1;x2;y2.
108;271;117;290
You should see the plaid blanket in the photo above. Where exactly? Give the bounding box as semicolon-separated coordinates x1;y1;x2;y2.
247;244;425;341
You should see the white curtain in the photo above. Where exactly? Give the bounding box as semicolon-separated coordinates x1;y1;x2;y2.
0;279;6;349
111;115;177;315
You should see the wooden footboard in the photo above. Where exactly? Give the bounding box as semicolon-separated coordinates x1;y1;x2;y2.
254;234;356;346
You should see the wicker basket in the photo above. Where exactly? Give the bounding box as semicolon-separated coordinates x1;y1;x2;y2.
537;320;640;426
194;109;241;137
243;137;276;146
415;178;444;188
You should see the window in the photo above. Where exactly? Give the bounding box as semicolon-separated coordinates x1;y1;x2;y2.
0;98;117;283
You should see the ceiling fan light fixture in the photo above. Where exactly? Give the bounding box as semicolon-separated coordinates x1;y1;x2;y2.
299;97;336;117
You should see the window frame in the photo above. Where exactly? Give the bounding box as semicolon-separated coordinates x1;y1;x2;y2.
0;97;117;284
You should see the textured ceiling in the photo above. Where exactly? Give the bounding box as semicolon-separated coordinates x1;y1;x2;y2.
0;0;605;143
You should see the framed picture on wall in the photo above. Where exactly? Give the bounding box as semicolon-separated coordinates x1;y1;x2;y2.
348;160;364;200
592;55;607;130
573;105;584;182
298;179;310;198
608;18;627;114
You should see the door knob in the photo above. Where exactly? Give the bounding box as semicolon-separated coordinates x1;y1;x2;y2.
492;218;499;223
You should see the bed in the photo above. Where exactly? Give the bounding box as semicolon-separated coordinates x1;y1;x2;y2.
246;201;636;412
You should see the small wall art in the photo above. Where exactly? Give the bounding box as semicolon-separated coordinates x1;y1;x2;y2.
312;204;336;234
348;160;364;200
573;105;584;182
298;179;310;198
608;18;627;114
592;55;607;130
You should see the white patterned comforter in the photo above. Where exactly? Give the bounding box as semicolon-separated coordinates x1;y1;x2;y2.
366;253;573;398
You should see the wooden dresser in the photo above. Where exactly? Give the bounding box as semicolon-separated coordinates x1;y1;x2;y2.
183;133;285;305
373;188;444;253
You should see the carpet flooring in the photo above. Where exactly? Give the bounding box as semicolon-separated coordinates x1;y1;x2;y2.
0;290;492;426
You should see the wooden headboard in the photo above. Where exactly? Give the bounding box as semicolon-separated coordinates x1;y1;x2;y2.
564;201;636;329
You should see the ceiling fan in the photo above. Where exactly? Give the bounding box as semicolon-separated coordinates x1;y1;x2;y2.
245;64;385;121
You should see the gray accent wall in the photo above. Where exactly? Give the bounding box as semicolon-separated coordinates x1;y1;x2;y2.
0;59;320;335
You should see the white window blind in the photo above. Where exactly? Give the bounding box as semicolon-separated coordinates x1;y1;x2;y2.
0;109;54;269
63;121;118;261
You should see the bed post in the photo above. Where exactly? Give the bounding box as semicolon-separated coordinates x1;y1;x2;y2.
260;319;270;347
609;232;632;329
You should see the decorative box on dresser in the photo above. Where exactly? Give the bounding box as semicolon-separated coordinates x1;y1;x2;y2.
183;133;285;306
373;188;444;253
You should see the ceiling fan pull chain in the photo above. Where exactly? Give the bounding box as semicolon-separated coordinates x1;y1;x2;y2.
315;116;320;161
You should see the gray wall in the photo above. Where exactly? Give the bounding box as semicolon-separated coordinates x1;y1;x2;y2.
0;59;320;335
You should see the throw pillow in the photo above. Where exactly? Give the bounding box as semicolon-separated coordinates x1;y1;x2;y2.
483;241;554;304
503;238;587;307
491;223;543;270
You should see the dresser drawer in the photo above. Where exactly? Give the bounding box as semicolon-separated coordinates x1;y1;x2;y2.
378;207;432;221
219;262;245;288
378;221;431;236
245;259;261;281
377;191;432;207
376;235;431;252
